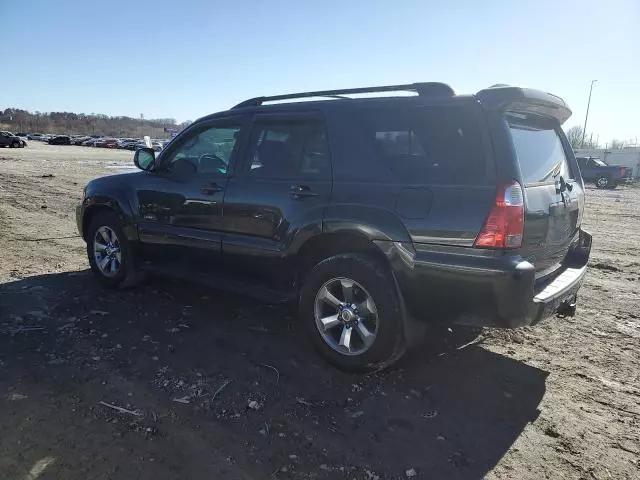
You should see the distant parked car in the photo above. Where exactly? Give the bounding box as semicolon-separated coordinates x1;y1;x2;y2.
48;135;72;145
132;141;161;151
120;140;141;150
14;133;29;145
576;156;632;189
0;131;26;148
15;132;28;137
94;138;118;148
28;133;44;140
72;136;91;145
117;138;136;149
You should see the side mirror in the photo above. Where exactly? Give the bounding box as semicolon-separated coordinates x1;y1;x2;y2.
134;148;156;171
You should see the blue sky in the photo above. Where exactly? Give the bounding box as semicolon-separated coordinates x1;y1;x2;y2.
2;0;638;143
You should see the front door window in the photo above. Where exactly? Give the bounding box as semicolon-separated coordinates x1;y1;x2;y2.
164;125;241;176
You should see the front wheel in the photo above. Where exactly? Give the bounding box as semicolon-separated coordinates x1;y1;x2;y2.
595;176;610;189
87;212;140;289
299;254;406;372
10;141;19;148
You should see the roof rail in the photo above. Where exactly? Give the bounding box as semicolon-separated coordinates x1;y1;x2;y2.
232;82;455;109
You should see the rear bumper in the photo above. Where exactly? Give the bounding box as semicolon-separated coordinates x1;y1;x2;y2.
386;229;592;328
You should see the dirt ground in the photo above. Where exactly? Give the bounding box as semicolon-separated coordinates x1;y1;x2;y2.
1;142;638;480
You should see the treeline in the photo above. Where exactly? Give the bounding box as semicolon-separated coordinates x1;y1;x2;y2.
0;108;192;138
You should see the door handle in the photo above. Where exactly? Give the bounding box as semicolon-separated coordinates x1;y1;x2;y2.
201;183;223;195
289;184;319;199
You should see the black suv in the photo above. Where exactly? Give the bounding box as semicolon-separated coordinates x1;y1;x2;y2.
77;83;592;371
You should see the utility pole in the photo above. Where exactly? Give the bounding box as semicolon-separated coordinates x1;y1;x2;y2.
581;79;597;147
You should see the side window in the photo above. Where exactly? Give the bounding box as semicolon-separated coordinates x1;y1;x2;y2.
360;106;489;185
164;124;241;175
587;159;598;168
375;131;425;157
245;121;330;180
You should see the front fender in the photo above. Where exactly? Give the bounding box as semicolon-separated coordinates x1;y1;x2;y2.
80;188;137;241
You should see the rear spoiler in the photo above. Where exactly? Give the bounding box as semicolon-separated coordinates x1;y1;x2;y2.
475;86;572;125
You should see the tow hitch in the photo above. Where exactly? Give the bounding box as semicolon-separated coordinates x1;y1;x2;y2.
556;294;577;317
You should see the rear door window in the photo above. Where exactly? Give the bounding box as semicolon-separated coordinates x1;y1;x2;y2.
507;117;574;184
360;106;489;185
244;121;331;180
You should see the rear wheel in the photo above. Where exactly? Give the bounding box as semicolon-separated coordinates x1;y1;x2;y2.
87;212;140;289
299;254;405;372
595;176;610;189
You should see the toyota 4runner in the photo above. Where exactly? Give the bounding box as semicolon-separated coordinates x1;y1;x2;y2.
77;83;592;371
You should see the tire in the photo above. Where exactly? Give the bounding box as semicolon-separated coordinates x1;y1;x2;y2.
10;141;19;148
87;211;141;289
299;254;406;372
595;176;610;189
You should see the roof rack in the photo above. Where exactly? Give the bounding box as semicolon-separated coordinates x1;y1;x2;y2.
232;82;455;109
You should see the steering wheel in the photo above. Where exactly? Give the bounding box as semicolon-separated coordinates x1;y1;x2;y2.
198;154;227;173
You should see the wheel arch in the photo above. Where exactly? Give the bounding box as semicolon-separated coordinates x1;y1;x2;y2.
82;194;137;242
295;232;393;287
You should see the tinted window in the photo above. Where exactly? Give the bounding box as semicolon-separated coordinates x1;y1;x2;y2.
165;125;241;175
508;119;574;183
360;106;488;185
245;121;330;179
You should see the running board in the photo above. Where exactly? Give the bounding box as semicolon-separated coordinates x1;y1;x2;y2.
139;261;296;304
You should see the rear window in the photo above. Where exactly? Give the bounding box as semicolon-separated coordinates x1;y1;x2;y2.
361;106;489;184
508;117;573;184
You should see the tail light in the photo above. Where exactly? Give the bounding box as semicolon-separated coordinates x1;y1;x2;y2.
474;181;524;249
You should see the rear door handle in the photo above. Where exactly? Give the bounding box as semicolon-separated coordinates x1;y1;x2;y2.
290;184;319;198
201;183;224;195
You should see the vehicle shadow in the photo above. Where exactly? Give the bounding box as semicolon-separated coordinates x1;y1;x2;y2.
0;271;547;479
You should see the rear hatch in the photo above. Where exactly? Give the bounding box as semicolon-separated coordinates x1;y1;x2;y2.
506;114;583;277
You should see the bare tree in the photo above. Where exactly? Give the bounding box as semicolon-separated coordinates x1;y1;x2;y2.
565;125;584;149
0;107;185;138
609;139;624;149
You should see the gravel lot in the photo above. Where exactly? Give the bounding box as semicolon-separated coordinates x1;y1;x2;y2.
1;142;638;479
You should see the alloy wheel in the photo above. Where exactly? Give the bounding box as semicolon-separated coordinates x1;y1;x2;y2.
93;226;122;277
314;277;379;356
